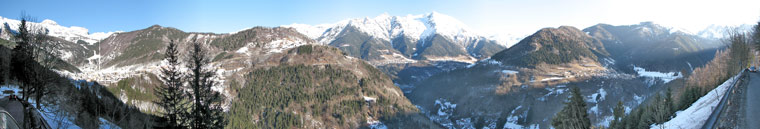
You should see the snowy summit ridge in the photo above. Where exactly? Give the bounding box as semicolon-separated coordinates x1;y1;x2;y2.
283;12;514;47
0;16;115;44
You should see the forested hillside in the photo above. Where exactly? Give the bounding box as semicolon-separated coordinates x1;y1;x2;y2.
226;45;439;128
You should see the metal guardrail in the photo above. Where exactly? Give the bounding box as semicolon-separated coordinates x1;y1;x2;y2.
701;70;746;129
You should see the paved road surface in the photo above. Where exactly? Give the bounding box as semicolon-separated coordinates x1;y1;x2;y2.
0;98;24;126
6;100;24;125
746;72;760;129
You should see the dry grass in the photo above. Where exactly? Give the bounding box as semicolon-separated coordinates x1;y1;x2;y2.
495;57;609;94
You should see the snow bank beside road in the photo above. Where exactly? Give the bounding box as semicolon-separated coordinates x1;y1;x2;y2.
650;73;740;129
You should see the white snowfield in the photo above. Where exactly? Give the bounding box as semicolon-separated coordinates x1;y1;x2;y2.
0;16;115;44
633;66;683;83
650;73;740;129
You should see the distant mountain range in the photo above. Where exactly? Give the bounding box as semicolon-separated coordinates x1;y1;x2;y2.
284;12;513;64
406;21;729;128
584;22;723;71
0;13;748;129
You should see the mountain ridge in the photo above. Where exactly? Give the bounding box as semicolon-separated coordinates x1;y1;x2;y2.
283;12;511;64
491;26;609;68
0;16;114;44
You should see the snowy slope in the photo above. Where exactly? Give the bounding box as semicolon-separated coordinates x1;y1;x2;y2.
0;16;114;44
651;73;741;129
633;66;683;83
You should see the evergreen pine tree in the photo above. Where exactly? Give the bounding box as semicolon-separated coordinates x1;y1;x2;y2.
11;16;33;101
610;101;625;128
652;93;667;123
10;13;54;109
187;42;226;129
155;40;189;129
664;88;674;117
552;87;591;129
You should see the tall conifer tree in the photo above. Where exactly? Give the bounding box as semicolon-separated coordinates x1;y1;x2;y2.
552;87;591;129
155;40;189;128
186;42;226;129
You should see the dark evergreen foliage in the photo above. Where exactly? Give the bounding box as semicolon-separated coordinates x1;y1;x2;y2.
609;101;625;128
296;45;313;55
10;15;54;109
614;90;676;129
226;65;356;128
154;40;190;128
551;87;591;129
186;42;226;129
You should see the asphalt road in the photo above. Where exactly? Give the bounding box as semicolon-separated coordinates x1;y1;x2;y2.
0;98;25;126
6;100;24;125
746;72;760;129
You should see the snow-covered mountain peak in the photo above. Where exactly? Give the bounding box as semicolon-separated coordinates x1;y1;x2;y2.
283;12;500;46
0;16;114;44
281;23;332;39
488;33;524;48
695;24;753;39
421;12;479;41
41;19;58;25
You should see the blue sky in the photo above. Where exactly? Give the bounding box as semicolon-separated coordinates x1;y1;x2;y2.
2;0;759;36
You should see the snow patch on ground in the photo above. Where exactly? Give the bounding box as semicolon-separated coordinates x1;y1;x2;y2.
501;105;538;129
57;49;73;60
367;117;388;129
370;51;417;65
264;39;308;53
538;85;567;101
363;96;376;102
651;73;740;129
86;54;101;62
435;99;457;116
466;63;476;68
469;58;504;68
596;116;615;128
589;104;601;116
425;55;477;64
540;77;564;82
633;94;645;105
99;117;121;129
428;98;457;128
235;46;249;54
586;88;607;103
455;118;474;129
501;70;519;74
633;66;682;83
